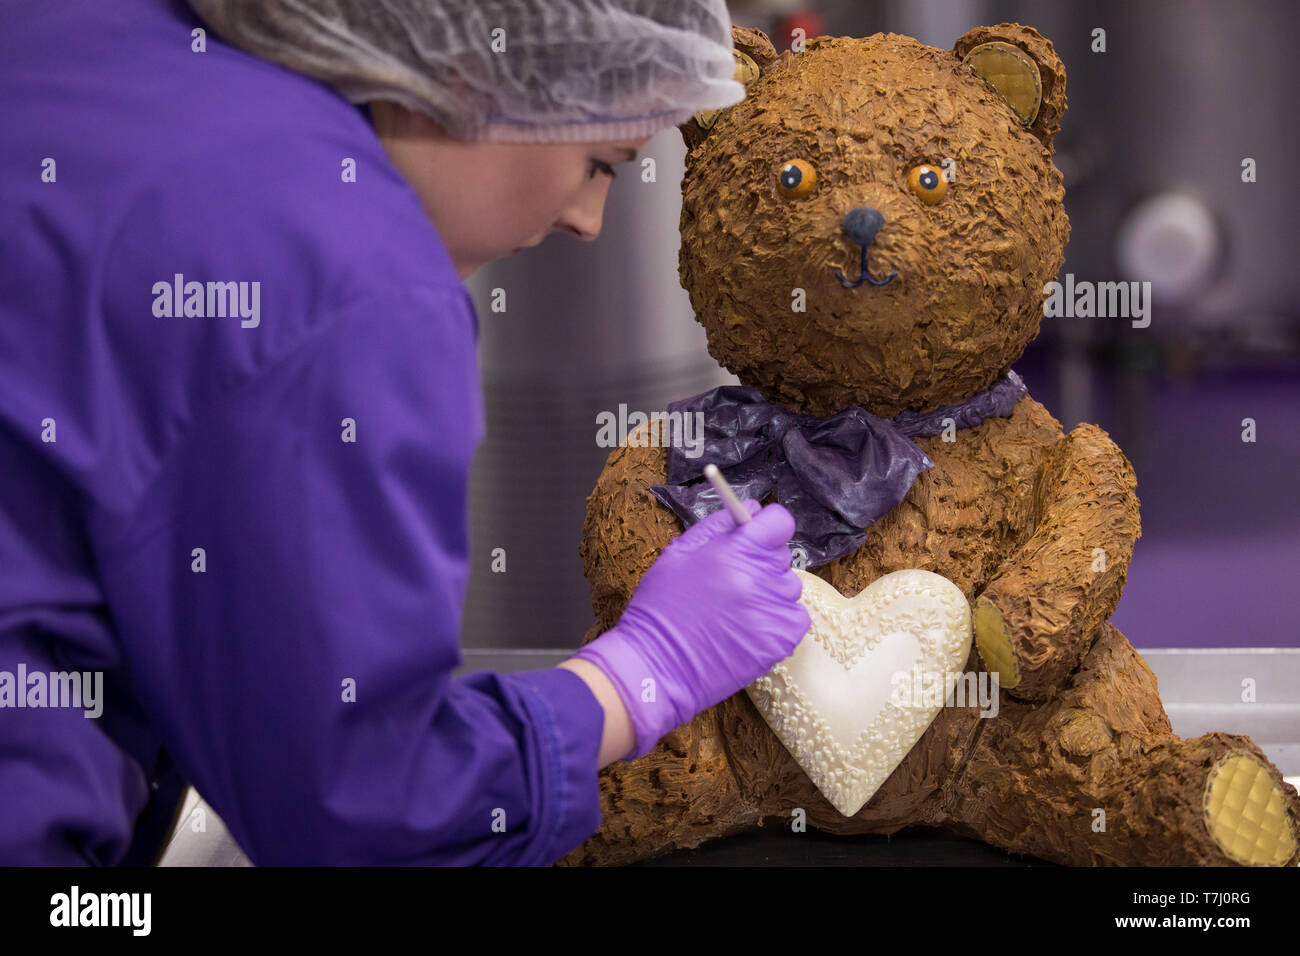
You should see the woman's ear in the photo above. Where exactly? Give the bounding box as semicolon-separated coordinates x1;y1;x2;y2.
678;25;778;153
953;23;1067;153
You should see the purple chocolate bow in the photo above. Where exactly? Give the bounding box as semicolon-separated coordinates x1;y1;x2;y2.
649;369;1027;569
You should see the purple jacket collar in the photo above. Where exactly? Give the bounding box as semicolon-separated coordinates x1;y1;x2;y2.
649;370;1027;569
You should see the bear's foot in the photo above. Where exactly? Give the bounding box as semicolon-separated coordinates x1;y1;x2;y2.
940;622;1300;865
1204;750;1298;866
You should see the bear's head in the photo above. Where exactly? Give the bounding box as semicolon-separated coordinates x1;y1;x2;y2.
678;23;1069;418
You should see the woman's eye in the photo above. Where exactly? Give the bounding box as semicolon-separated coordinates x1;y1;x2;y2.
589;159;617;180
777;159;817;199
907;164;948;204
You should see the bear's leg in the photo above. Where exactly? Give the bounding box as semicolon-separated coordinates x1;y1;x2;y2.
554;707;763;866
556;613;764;866
938;623;1300;866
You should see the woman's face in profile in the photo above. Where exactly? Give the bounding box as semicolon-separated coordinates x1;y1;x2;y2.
368;100;648;279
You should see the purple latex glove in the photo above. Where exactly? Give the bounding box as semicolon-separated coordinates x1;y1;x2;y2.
574;499;811;761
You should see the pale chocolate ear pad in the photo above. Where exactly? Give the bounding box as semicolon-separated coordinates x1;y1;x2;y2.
694;48;761;131
961;40;1042;126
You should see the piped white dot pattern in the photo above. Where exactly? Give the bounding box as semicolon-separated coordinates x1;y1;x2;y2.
746;569;973;817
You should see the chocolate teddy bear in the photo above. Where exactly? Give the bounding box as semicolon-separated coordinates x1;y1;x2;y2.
558;23;1300;866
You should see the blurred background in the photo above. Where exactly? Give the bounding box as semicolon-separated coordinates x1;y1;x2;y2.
461;0;1300;653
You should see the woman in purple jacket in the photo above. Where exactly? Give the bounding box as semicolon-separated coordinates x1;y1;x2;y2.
0;0;809;865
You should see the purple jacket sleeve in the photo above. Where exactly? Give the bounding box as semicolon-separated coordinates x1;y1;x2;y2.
0;633;150;864
91;284;605;865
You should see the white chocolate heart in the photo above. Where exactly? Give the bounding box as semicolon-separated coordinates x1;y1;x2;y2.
745;568;972;817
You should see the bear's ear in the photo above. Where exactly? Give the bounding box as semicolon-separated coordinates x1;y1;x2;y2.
953;23;1067;153
679;25;778;152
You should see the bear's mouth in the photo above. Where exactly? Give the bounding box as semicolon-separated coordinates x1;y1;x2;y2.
834;243;897;288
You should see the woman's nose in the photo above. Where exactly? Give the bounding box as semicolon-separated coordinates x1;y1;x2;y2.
561;182;610;241
561;213;602;242
558;221;593;240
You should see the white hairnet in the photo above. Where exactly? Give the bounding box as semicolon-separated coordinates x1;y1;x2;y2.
185;0;747;142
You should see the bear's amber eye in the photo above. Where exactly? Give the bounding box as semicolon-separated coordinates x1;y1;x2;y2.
777;159;817;199
907;164;948;204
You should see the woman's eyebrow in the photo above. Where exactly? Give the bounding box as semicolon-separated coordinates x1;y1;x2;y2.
616;146;637;162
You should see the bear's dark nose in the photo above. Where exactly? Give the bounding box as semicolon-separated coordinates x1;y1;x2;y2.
835;206;897;288
842;206;885;247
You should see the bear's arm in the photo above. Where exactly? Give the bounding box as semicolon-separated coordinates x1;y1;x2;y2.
577;418;681;644
971;423;1141;701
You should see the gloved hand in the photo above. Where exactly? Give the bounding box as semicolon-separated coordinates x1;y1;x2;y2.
574;498;811;761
